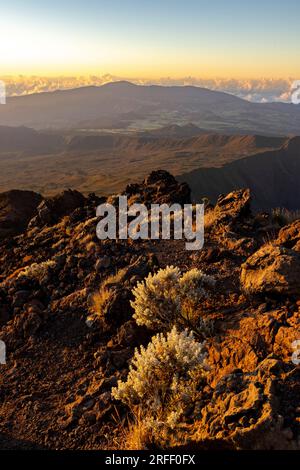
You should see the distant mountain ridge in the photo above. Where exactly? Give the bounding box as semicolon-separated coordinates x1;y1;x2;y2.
142;123;207;138
178;136;300;210
0;81;300;135
0;126;64;153
0;124;286;156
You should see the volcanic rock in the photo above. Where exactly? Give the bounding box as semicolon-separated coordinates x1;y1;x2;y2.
125;170;191;206
241;244;300;295
276;220;300;251
0;189;42;239
214;188;251;226
28;189;86;228
0;174;299;451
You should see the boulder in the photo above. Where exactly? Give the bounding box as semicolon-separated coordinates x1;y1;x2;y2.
12;290;31;308
276;220;300;251
125;170;191;206
28;189;86;228
195;361;299;450
143;170;177;186
205;189;252;237
0;190;42;239
214;188;251;225
241;244;300;295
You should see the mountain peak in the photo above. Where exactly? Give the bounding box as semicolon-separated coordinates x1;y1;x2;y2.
102;80;138;89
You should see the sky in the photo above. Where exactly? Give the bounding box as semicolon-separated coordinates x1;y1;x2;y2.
0;0;299;79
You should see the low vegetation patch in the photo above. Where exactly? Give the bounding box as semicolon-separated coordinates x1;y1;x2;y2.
131;266;215;336
112;327;207;447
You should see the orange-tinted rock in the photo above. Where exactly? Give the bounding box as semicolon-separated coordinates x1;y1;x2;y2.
241;244;300;295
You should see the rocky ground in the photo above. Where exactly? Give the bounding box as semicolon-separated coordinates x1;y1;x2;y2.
0;170;299;450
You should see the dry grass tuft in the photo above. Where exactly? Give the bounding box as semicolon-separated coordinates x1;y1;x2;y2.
271;208;300;227
204;208;217;230
92;289;112;317
123;413;153;450
90;268;128;318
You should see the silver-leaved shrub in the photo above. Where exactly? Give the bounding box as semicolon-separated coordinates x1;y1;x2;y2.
131;266;215;334
112;326;207;433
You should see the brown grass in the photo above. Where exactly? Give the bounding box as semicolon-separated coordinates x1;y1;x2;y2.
123;414;153;450
204;208;217;230
91;268;128;317
271;208;300;226
92;289;111;317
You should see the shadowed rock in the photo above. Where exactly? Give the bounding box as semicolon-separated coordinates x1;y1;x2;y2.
215;188;251;223
125;170;191;206
28;189;86;228
0;190;42;239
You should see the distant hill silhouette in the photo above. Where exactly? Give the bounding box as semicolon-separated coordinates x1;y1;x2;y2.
178;137;300;210
143;123;207;137
1;81;300;135
0;126;64;153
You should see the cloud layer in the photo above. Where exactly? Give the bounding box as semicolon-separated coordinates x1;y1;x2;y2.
0;75;297;103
